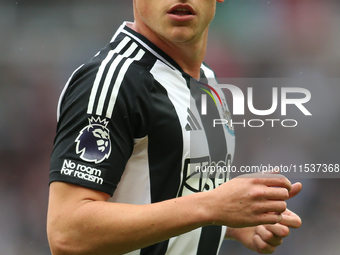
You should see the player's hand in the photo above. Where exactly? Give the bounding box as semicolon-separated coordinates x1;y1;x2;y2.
252;207;302;254
226;225;287;254
227;209;301;254
225;181;302;253
252;182;302;253
207;173;293;228
252;223;289;254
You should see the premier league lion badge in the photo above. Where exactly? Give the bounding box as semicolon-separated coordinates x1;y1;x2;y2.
75;117;111;164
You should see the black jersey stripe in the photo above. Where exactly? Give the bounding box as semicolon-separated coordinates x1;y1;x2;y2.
140;242;169;255
95;42;138;116
196;226;222;255
87;36;131;115
196;225;222;255
57;64;84;122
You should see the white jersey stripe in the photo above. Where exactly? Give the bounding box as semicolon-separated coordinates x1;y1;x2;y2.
165;229;202;255
200;63;217;81
87;36;131;115
106;49;145;118
96;42;138;116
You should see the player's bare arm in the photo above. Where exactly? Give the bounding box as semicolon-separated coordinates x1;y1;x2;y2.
47;175;295;255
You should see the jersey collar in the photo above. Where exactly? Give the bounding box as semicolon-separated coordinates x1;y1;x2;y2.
116;22;199;79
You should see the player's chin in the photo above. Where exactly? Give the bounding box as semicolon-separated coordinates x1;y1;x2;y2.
166;28;200;44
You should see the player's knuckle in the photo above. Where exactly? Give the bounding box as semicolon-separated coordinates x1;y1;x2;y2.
258;214;275;225
250;187;266;199
283;190;289;200
252;177;262;185
277;201;287;213
263;231;274;242
276;238;285;247
279;226;290;237
258;241;269;251
278;177;291;189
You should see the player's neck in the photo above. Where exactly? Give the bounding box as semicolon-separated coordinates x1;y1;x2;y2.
168;36;208;80
130;22;207;80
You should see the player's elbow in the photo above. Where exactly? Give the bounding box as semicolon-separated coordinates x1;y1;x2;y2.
48;232;68;255
47;220;118;255
48;230;73;255
47;224;83;255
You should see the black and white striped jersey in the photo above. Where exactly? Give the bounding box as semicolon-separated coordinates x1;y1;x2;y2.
50;22;235;255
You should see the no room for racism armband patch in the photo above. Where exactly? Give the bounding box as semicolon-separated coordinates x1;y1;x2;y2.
60;159;106;185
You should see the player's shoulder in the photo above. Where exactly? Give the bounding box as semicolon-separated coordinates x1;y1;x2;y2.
58;34;159;121
67;36;154;92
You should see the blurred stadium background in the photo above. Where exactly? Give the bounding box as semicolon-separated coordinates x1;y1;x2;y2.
1;0;340;254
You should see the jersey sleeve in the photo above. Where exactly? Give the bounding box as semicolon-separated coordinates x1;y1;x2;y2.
49;52;153;196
